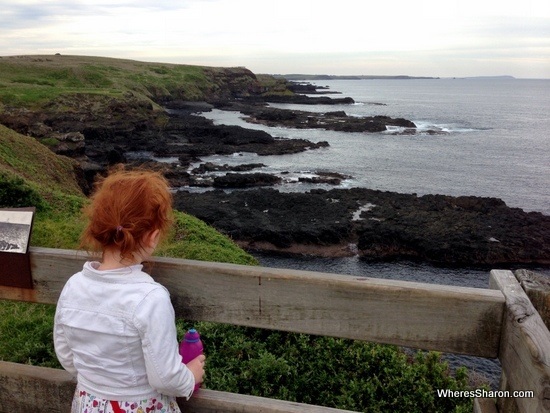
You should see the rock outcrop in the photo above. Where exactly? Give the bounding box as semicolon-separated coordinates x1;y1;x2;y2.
247;108;416;132
174;187;550;266
215;100;416;133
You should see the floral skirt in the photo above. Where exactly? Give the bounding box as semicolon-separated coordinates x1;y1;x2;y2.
71;387;181;413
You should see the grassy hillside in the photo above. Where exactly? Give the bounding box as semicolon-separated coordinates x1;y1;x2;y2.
0;124;81;195
0;54;273;111
0;54;210;107
0;122;258;260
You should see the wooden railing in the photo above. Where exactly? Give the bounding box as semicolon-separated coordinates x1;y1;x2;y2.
0;247;549;413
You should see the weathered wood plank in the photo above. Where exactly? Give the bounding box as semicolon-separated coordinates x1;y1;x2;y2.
183;389;359;413
0;361;75;413
28;247;88;303
515;269;550;331
157;254;504;357
0;361;357;413
1;247;505;356
496;372;520;413
490;269;550;413
473;397;498;413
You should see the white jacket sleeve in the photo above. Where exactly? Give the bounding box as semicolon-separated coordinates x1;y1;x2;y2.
53;304;78;377
133;287;195;398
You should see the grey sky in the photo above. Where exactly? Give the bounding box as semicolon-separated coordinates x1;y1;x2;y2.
1;0;549;78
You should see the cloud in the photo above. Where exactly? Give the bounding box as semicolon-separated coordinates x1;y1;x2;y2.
1;0;549;77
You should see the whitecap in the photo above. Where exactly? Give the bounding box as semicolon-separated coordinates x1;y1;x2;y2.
413;121;481;134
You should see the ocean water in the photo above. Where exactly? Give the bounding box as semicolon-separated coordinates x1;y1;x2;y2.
195;79;550;276
192;78;550;385
198;78;550;215
195;78;550;277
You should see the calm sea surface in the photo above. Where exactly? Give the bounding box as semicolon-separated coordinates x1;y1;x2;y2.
197;78;550;281
195;78;550;384
200;78;550;215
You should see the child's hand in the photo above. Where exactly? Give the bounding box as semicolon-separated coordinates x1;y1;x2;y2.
186;354;206;387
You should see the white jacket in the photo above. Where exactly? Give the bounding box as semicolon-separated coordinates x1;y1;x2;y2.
54;261;195;401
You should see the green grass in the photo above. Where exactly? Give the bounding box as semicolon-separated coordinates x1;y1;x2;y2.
156;211;257;265
0;124;82;199
0;55;290;111
0;55;218;108
0;301;58;368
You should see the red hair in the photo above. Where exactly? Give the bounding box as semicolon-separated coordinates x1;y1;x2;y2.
81;168;173;261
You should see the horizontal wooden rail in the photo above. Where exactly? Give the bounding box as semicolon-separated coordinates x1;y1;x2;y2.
0;247;505;357
0;361;355;413
5;248;550;412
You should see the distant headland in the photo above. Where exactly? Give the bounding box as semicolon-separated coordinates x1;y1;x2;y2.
273;74;439;80
453;75;516;80
274;74;517;81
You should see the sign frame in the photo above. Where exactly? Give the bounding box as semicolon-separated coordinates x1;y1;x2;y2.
0;207;36;289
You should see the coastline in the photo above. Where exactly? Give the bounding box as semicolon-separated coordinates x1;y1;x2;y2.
1;58;547;268
235;240;357;258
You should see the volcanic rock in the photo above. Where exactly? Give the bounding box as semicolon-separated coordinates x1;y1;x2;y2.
239;106;416;133
192;162;267;174
213;173;282;188
174;187;550;266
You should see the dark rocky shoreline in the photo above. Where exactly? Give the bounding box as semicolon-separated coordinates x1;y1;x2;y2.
174;187;550;267
2;79;549;266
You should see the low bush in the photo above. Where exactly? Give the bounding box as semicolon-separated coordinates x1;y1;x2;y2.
0;172;49;211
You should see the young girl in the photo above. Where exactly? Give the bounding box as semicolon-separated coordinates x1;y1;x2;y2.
54;169;205;413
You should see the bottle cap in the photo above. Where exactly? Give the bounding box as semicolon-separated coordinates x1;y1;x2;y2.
185;328;200;343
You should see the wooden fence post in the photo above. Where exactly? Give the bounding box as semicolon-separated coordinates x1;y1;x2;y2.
474;397;499;413
490;270;550;413
514;269;550;331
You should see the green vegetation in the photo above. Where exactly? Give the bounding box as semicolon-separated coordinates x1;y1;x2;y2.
0;55;248;109
0;301;59;368
0;173;48;211
256;73;294;96
156;212;257;264
174;321;475;412
0;56;479;412
0;124;82;198
0;56;210;107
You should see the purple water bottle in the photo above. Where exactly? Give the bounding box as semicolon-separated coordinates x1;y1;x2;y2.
179;328;204;392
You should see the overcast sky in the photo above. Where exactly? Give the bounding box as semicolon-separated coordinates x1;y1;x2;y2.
2;0;549;78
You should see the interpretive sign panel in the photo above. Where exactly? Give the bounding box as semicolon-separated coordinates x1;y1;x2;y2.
0;208;35;288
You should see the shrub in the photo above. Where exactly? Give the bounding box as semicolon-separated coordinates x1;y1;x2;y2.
0;309;475;412
0;172;49;211
175;321;474;413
